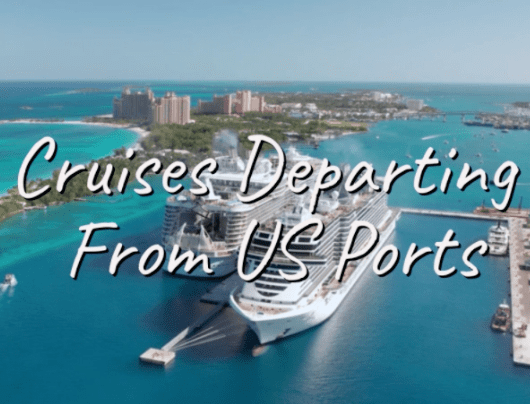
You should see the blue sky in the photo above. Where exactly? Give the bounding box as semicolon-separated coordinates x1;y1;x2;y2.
1;0;529;83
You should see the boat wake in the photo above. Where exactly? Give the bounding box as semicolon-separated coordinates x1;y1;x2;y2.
422;134;449;140
170;319;246;353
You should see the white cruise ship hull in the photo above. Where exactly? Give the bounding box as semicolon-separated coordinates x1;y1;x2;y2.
162;249;237;278
230;218;398;344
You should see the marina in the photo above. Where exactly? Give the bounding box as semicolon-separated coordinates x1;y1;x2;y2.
143;205;528;364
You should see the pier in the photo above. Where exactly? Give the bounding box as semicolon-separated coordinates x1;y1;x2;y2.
509;218;530;366
400;208;507;222
140;273;241;366
398;206;530;367
141;207;530;367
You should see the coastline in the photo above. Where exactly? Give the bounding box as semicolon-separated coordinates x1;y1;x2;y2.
0;119;150;224
0;112;368;226
0;119;150;149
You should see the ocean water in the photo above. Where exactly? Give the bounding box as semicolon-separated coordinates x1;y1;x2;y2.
1;82;530;403
0;123;138;193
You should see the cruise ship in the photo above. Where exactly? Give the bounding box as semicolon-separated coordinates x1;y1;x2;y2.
161;144;319;278
230;178;400;344
487;221;509;256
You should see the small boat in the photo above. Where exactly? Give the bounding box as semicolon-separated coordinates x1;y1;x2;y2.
475;153;482;157
0;274;17;291
444;140;449;144
502;129;509;133
491;300;511;332
405;153;412;159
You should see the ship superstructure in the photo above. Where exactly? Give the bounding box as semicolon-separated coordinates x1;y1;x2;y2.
230;178;400;344
161;145;320;278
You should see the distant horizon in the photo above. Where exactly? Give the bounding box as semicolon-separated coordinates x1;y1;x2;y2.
3;79;530;86
4;0;530;84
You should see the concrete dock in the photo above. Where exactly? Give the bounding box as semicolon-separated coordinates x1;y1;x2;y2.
200;272;242;304
400;207;506;222
508;218;530;366
139;348;176;366
140;272;242;366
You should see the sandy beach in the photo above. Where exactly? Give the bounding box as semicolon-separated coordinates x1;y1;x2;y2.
0;119;150;147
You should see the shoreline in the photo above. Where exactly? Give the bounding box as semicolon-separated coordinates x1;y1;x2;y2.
0;119;150;149
0;115;365;225
0;119;151;221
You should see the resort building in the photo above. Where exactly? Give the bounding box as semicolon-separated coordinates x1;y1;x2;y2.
406;99;424;111
113;87;155;121
197;90;282;115
151;92;191;125
264;104;282;113
197;94;233;115
234;90;265;114
113;87;191;125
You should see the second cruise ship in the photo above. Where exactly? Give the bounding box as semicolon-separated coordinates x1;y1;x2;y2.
161;134;318;278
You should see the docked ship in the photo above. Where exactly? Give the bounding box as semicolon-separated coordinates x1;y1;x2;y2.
161;141;319;278
229;178;400;344
491;300;511;332
487;222;509;256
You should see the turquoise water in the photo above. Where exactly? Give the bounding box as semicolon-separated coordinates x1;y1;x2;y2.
0;123;138;193
1;82;530;403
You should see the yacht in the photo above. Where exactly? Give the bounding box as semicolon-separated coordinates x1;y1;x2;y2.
487;222;509;255
0;274;17;291
230;178;400;344
491;300;511;332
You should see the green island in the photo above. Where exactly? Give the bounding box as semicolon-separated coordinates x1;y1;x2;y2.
143;112;366;153
0;111;367;223
263;91;437;117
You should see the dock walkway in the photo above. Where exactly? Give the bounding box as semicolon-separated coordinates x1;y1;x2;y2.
509;218;530;366
140;272;242;366
400;207;506;222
